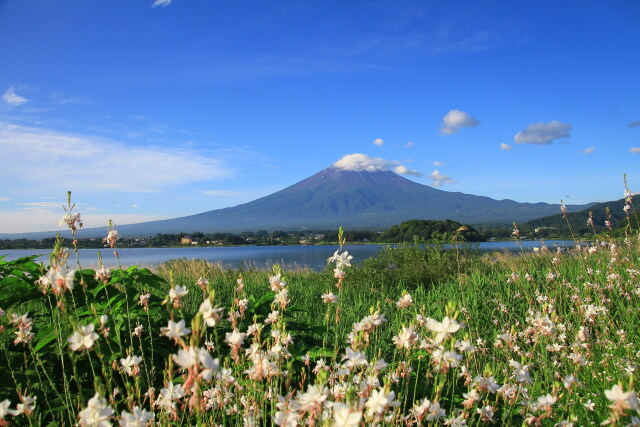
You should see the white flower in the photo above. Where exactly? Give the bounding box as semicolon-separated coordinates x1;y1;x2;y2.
118;406;154;427
78;393;114;427
509;360;532;384
199;299;224;327
172;347;198;369
225;329;246;347
169;285;188;301
156;382;185;411
295;385;328;412
332;402;362;427
120;355;142;376
68;324;99;351
0;399;11;420
198;347;220;381
328;250;353;269
342;347;368;369
426;316;461;344
160;319;190;339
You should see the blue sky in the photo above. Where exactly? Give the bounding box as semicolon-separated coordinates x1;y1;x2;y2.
0;0;639;233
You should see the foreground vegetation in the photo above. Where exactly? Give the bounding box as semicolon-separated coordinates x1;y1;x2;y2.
0;192;639;426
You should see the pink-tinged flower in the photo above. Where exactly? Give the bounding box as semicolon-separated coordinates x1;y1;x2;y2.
321;291;337;303
160;319;190;340
95;267;111;283
8;395;36;417
78;393;113;426
68;324;99;351
58;212;83;232
605;384;639;411
392;326;419;350
426;316;461;344
45;266;76;294
396;292;413;309
269;273;287;292
118;406;155;427
103;229;118;248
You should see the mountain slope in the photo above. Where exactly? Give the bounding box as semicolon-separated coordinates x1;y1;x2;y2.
2;167;593;238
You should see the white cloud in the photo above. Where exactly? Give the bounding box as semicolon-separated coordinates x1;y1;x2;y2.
393;165;423;177
373;138;384;146
0;122;231;193
430;169;457;187
500;143;513;151
514;120;572;145
432;161;445;166
152;0;172;7
202;190;250;197
2;87;28;105
404;141;413;148
440;109;480;135
131;204;139;208
0;197;8;202
332;153;422;176
582;147;595;155
631;147;640;154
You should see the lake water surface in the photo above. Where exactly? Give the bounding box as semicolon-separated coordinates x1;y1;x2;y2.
0;240;577;270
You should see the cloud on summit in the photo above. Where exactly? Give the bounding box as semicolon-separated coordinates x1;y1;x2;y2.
332;153;422;177
514;120;572;145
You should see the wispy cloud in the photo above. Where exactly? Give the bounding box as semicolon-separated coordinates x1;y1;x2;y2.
631;147;640;154
0;209;165;233
202;190;250;197
440;109;480;135
373;138;384;146
0;122;232;193
582;147;595;155
152;0;172;8
404;141;413;148
2;87;28;106
430;169;457;187
629;121;640;129
500;143;513;151
432;161;445;166
514;120;572;145
0;197;9;202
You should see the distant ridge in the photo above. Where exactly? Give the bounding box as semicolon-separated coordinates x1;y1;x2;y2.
1;166;593;239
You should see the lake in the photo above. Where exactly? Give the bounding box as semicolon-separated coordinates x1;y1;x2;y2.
0;240;578;271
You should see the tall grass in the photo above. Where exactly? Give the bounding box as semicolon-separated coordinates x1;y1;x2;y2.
0;192;639;426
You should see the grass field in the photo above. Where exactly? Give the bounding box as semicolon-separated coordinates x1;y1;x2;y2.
1;212;640;425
